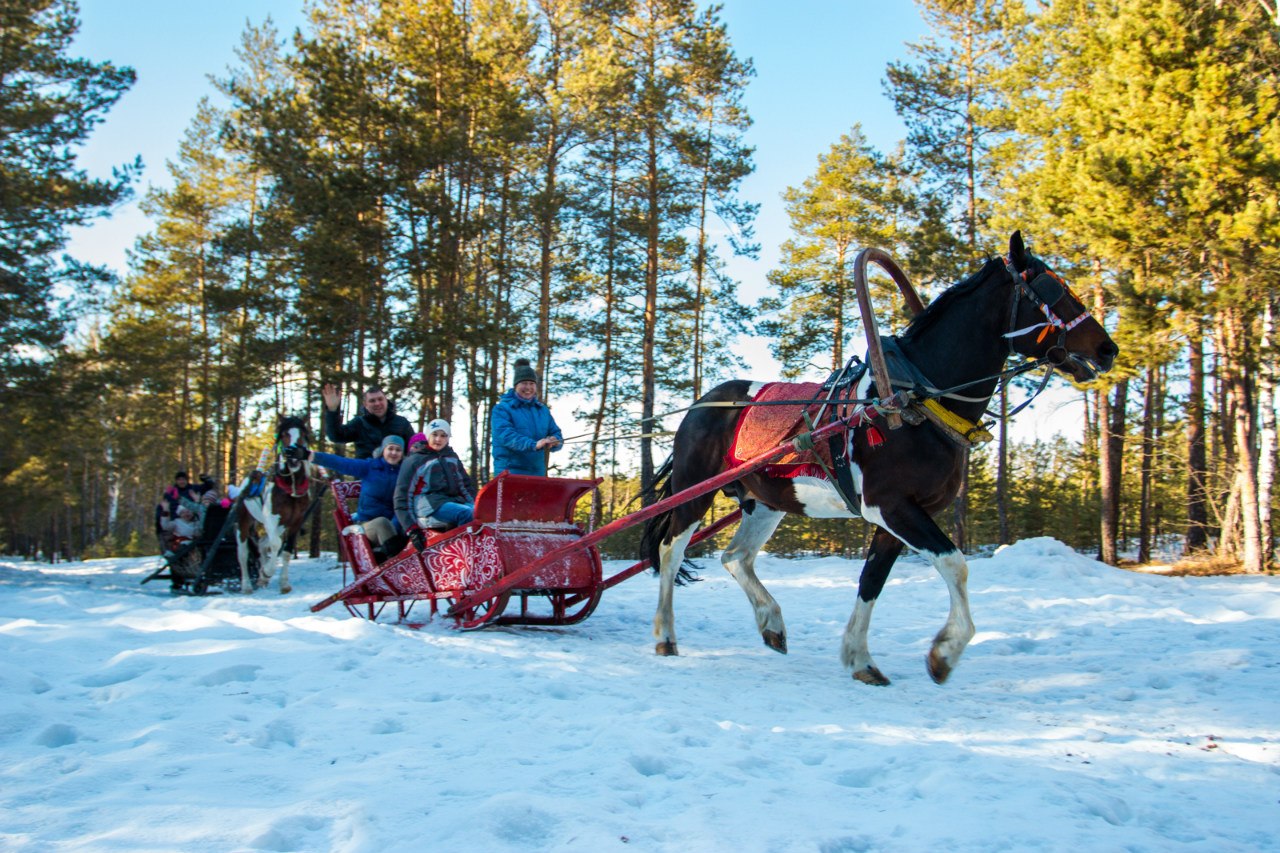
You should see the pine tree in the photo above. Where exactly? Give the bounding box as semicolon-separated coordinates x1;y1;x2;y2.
0;0;138;386
761;126;911;377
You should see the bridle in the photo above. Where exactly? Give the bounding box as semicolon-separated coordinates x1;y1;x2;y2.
1001;257;1094;367
273;429;311;498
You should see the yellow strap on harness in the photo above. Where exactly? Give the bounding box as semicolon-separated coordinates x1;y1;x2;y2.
920;399;994;446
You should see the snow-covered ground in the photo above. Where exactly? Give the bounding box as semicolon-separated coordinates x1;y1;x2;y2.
1;538;1277;852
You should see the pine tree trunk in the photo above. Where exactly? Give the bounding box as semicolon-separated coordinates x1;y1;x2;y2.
1186;323;1208;552
1257;295;1276;567
537;132;557;392
308;376;323;559
1099;378;1128;565
1153;364;1166;553
952;459;968;553
997;384;1009;544
1226;364;1263;571
1138;366;1156;563
1218;298;1259;571
640;117;660;500
589;139;623;527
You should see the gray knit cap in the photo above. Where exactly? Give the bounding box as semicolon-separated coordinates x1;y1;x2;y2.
512;358;538;385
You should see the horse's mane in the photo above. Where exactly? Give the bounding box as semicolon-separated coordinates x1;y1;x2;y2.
899;256;1008;343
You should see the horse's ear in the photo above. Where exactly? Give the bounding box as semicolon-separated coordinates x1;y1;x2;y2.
1009;231;1028;270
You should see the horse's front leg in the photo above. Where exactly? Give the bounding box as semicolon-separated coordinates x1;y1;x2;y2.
653;521;698;656
256;524;280;591
878;503;974;684
720;504;787;653
841;526;903;685
276;533;294;595
924;546;975;684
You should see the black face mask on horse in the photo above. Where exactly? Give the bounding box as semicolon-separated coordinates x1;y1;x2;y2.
641;232;1118;686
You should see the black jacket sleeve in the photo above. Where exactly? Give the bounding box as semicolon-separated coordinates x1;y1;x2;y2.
325;407;359;445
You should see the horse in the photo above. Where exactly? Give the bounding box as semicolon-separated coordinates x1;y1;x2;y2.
640;232;1119;686
236;415;314;595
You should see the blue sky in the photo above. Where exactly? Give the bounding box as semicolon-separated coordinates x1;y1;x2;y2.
67;0;926;303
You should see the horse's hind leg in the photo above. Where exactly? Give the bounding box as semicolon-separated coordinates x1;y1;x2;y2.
842;526;903;685
235;524;254;594
654;519;699;656
720;504;787;653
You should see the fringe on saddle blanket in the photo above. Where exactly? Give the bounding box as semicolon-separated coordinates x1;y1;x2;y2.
725;382;843;479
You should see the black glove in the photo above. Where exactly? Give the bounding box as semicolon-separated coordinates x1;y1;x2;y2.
407;525;426;552
283;445;308;462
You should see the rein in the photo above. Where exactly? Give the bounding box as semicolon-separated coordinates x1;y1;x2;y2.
557;356;1055;450
562;256;1086;451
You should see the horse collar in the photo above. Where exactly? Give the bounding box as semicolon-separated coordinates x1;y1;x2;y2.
275;470;310;497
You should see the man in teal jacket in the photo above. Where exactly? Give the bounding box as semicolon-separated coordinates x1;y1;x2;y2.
491;358;562;476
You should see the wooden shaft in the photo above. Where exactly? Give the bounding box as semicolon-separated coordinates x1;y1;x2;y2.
445;418;852;617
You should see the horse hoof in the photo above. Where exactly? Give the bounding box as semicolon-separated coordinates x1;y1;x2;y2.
762;630;787;654
853;666;891;687
279;585;292;595
655;641;678;656
926;650;953;684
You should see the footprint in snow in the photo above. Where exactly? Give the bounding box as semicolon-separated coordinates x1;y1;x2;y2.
78;664;150;687
196;664;262;687
35;723;79;748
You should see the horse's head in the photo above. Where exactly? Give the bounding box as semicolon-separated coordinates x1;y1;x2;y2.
274;415;312;474
1004;231;1118;382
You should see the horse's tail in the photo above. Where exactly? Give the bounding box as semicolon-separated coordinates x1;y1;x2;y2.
639;456;699;585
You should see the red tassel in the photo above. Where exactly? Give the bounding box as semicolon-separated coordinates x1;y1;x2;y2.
865;425;884;447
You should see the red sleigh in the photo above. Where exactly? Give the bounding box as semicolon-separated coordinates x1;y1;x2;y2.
311;473;605;629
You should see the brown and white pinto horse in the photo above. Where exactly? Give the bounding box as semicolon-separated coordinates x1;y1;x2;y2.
641;232;1119;685
236;416;314;594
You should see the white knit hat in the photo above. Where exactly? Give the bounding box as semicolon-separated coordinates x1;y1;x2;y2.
426;418;451;438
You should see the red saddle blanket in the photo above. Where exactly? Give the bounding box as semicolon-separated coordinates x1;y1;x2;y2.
725;382;837;479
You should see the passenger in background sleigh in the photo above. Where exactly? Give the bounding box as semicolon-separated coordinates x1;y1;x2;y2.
491;358;562;476
395;419;475;551
154;470;200;553
160;489;218;562
289;435;405;551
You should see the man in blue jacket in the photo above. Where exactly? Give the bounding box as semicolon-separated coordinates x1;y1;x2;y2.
491;358;562;476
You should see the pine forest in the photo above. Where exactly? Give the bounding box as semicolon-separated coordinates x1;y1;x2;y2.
2;0;1277;572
